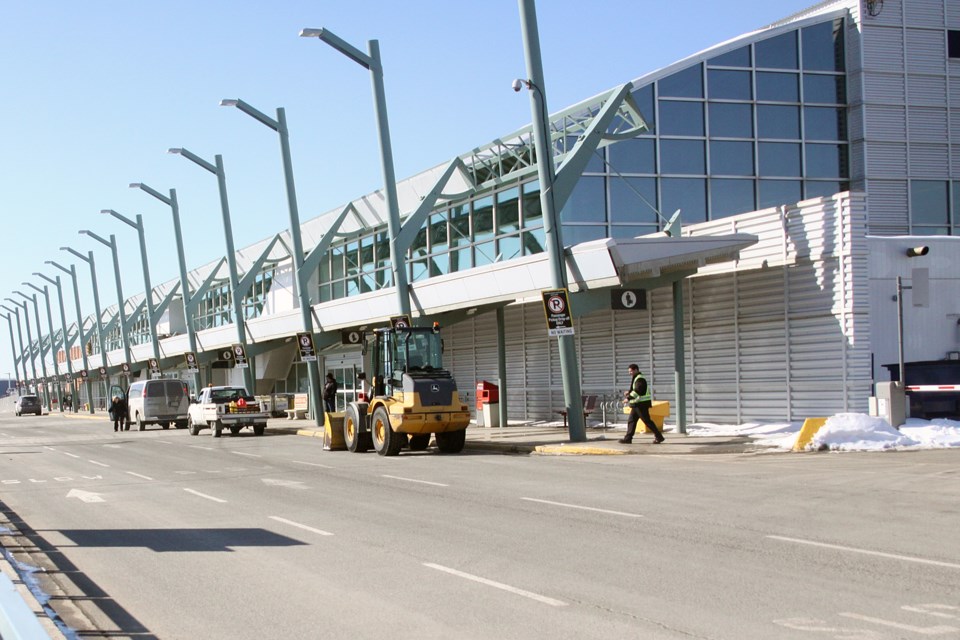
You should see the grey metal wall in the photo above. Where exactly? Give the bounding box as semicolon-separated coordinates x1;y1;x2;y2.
445;192;872;425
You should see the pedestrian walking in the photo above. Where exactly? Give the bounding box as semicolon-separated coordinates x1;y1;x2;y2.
323;372;338;413
620;363;664;444
107;394;126;432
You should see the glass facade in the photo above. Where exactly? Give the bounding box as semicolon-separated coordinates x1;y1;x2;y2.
910;180;957;235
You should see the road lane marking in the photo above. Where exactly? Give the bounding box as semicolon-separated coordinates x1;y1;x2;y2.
382;474;448;487
767;535;960;570
293;460;333;469
839;612;958;635
62;452;80;459
125;471;153;481
88;460;110;468
231;451;261;458
423;563;567;607
67;489;105;503
189;445;214;451
183;488;227;503
268;516;333;536
521;497;643;519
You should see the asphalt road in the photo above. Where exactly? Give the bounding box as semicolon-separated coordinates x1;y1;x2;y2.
1;410;959;640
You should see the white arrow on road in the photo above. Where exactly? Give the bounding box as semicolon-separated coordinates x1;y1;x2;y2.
262;478;307;490
67;489;105;503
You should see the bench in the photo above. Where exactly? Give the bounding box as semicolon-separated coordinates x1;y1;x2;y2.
556;394;598;429
285;393;309;420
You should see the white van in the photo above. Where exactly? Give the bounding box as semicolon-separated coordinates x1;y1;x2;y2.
111;380;190;431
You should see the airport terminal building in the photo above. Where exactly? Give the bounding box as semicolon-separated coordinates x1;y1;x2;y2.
14;0;960;426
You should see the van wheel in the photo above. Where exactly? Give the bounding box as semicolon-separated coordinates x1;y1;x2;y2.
212;420;222;438
136;414;145;431
188;418;200;436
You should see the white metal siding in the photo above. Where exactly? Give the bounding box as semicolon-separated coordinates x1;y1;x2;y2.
907;107;949;142
909;143;950;176
907;74;948;106
905;28;946;74
862;26;906;72
862;72;907;104
864;105;907;139
866;179;910;233
866;141;909;176
904;0;945;28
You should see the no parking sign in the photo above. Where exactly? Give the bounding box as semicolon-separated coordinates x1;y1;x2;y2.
541;289;575;337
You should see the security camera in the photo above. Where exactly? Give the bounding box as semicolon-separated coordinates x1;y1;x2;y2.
905;246;929;257
511;78;524;92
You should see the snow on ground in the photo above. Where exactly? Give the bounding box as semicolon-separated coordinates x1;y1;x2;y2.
685;413;960;452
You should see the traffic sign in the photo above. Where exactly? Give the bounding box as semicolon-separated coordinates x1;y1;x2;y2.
390;315;411;330
148;358;162;379
184;351;199;373
297;332;317;362
232;344;249;369
611;289;647;311
541;288;575;337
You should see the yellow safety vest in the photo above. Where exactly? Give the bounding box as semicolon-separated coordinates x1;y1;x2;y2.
628;372;652;405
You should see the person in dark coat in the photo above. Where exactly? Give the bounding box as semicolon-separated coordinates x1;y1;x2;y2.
107;394;127;432
620;363;664;444
322;372;338;413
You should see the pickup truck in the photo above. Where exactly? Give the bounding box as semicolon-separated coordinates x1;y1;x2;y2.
188;386;269;437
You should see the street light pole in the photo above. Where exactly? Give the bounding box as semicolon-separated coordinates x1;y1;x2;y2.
0;305;27;393
2;313;22;396
62;246;109;404
516;0;586;441
80;230;132;368
101;209;161;364
35;272;75;412
220;98;322;425
25;281;63;410
46;261;94;413
13;291;48;409
7;298;38;392
300;28;411;319
131;183;202;394
168;147;255;393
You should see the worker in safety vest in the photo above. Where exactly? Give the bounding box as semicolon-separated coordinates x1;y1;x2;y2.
620;364;664;444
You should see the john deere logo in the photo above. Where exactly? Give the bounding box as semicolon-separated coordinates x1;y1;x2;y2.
431;384;440;392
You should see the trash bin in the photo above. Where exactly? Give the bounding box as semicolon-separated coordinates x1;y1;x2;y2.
475;381;499;427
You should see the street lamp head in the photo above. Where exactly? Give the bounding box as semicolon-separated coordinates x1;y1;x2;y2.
100;209;113;215
129;183;142;190
168;148;183;155
79;230;89;236
220;99;239;108
299;28;324;38
59;247;69;252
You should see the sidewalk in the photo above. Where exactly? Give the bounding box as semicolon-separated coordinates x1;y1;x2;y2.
275;418;764;456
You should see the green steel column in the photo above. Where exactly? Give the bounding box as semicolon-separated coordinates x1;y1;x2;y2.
54;263;94;413
64;248;109;404
497;306;508;429
25;283;60;410
13;299;38;392
517;0;586;442
672;280;687;434
3;313;21;396
82;230;132;367
38;274;75;411
27;293;51;411
2;307;27;391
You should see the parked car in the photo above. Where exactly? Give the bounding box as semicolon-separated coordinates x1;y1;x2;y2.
15;394;42;416
111;380;190;431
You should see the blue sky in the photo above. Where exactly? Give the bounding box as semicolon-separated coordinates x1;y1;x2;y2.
1;0;815;378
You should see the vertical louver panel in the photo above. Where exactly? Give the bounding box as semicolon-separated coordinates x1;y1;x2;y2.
862;25;905;72
578;310;616;397
909;143;949;176
907;74;947;106
904;0;945;27
864;104;907;140
866;179;910;234
907;107;949;142
862;71;906;104
866;141;909;176
905;28;946;74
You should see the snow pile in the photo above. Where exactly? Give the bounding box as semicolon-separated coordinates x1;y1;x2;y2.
809;413;917;451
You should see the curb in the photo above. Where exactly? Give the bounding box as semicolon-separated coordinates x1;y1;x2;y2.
534;444;629;455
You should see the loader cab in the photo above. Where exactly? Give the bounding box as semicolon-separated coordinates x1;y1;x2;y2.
371;326;444;397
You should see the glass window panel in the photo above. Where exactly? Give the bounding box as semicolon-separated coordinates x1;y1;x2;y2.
953;181;960;224
375;268;392;289
429;212;448;252
429;253;449;277
758;180;802;209
449;205;471;245
450;246;472;272
804;181;847;199
708;45;751;67
410;259;429;283
560;175;606;222
331;279;345;300
660;139;705;175
498;234;522;261
523;228;546;256
708;103;753;138
473;195;494;239
805;143;849;178
331;246;345;279
710;179;755;218
912;226;950;236
561;224;607;247
659;101;705;136
359;272;376;293
522;180;543;227
758;142;802;177
950;31;960;59
662;178;707;223
360;235;374;271
803;74;846;104
708;69;752;100
474;241;496;267
757;105;800;139
755;31;798;69
582;144;605;173
756;72;800;102
631;84;655;128
610;177;658;224
802;19;845;72
911;180;949;225
346;276;359;297
608;137;655;174
710;140;754;176
804;107;846;141
611;224;658;238
410;226;428;255
497;187;520;234
375;232;391;269
658;64;703;98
